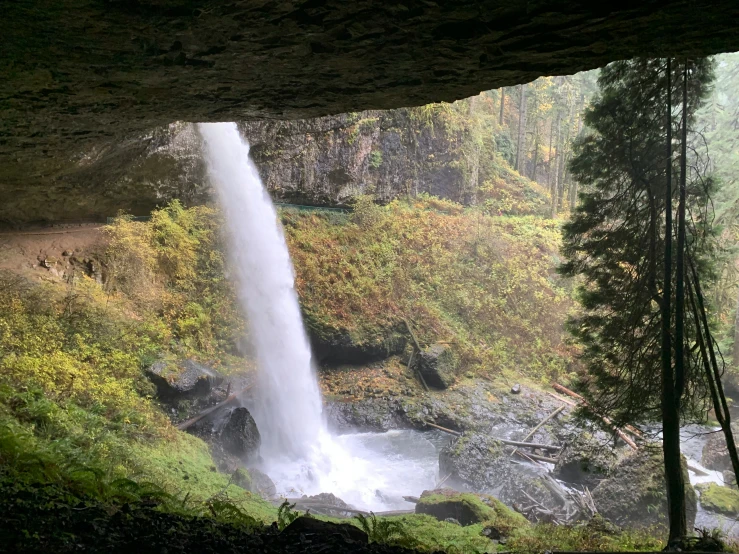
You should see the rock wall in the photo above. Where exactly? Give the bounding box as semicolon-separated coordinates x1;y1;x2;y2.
3;96;533;223
240;108;477;206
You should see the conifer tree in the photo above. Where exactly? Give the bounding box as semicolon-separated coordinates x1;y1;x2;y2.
560;58;716;540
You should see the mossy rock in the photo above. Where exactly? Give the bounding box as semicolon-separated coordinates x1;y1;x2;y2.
415;344;458;389
591;447;697;532
697;482;739;515
554;432;618;486
415;489;527;533
304;315;406;366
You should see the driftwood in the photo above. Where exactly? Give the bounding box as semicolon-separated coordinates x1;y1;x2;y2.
424;421;462;436
496;438;561;452
552;383;639;450
176;384;254;431
520;452;557;464
510;406;565;459
552;383;643;438
687;462;710;477
435;473;452;488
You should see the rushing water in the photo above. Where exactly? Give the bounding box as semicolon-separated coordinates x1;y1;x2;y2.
198;122;443;511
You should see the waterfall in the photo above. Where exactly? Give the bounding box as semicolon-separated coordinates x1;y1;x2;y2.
198;122;436;510
198;122;323;459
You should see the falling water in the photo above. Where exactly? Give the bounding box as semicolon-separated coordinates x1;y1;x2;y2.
198;122;441;510
198;122;323;459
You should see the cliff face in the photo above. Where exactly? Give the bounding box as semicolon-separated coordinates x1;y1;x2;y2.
241;108;475;206
0;93;548;223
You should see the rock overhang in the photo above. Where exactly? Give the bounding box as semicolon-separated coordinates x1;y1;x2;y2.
3;0;739;222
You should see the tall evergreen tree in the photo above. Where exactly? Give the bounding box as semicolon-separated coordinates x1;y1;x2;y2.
560;58;716;539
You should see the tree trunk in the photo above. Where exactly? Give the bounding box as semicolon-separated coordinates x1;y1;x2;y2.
515;84;527;173
547;116;555;189
558;97;575;210
689;259;739;488
499;88;506;125
733;288;739;368
550;111;561;218
532;132;539;182
661;57;687;544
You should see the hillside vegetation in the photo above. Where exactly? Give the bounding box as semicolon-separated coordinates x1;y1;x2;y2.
286;194;577;382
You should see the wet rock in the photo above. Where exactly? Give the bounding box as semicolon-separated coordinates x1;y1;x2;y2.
308;320;406;366
145;359;223;401
591;447;697;531
324;397;412;433
438;432;557;510
302;493;350;510
553;433;617;487
415;344;458;390
233;468;276;500
444;518;460;525
723;470;737;489
220;407;261;462
282;516;368;544
510;384;521;394
701;425;738;473
481;526;502;540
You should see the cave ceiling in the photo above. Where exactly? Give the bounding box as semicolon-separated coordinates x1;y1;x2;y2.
3;0;739;222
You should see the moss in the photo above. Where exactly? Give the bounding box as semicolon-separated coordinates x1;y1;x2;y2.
506;519;664;553
417;491;528;533
384;514;497;553
698;482;739;515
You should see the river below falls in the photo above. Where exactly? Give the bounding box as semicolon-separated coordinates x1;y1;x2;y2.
261;429;450;512
259;426;737;537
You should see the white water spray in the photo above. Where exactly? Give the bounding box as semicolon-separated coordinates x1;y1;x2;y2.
198;122;439;509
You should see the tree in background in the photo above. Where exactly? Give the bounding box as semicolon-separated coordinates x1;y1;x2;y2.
560;57;716;541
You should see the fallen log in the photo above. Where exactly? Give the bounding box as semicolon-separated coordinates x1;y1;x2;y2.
404;320;430;392
496;438;561;452
519;452;558;464
424;421;462;436
176;383;254;431
510;406;565;458
687;462;710;477
552;383;638;450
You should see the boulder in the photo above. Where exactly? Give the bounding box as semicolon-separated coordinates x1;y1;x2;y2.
438;432;557;511
553;433;618;487
723;470;737;489
415;489;527;533
415;344;458;389
306;318;407;366
232;468;276;500
701;425;738;473
145;359;222;401
415;489;491;526
697;482;739;516
591;447;697;532
282;516;368;544
220;407;261;462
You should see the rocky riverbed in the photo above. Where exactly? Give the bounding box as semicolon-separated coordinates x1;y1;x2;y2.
147;353;739;538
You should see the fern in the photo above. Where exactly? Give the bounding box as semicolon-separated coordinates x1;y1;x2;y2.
277;500;300;531
354;512;416;547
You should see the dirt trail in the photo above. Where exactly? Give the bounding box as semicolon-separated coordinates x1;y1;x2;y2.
0;224;105;281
